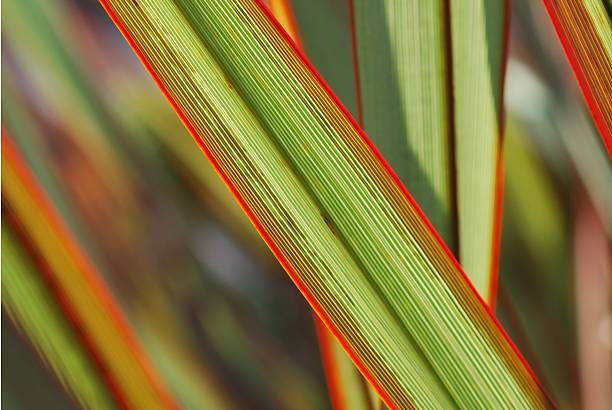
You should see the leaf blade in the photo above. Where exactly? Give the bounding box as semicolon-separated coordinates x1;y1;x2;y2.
351;0;455;249
542;0;612;154
450;0;508;303
100;0;550;407
2;225;116;410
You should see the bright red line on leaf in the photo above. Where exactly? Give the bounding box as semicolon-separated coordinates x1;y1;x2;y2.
98;1;553;407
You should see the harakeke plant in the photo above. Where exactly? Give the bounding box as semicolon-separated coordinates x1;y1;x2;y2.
98;0;551;408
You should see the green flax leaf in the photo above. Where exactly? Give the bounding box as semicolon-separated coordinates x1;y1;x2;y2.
351;0;454;250
99;0;549;407
450;0;508;303
351;0;508;304
542;0;612;153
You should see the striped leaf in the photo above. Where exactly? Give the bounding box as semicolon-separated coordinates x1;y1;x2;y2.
542;0;612;153
315;319;375;410
351;0;508;303
351;0;454;250
269;4;370;410
99;0;549;407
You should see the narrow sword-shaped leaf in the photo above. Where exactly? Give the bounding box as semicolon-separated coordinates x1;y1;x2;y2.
290;0;358;116
351;0;455;250
261;0;392;401
2;308;87;409
2;135;178;410
450;0;509;304
268;4;375;408
542;0;612;153
350;0;508;304
2;225;116;409
100;0;550;407
349;0;508;401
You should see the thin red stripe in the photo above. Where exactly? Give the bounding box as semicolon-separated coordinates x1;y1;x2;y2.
487;0;512;309
3;134;130;409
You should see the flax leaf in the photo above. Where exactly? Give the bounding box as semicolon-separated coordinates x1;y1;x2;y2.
99;0;549;407
542;0;612;153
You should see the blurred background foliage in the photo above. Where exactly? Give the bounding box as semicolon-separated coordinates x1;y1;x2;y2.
2;0;610;409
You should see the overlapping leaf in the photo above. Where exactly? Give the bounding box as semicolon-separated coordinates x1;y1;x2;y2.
450;1;508;303
351;1;454;250
266;4;374;407
99;0;550;408
351;0;507;303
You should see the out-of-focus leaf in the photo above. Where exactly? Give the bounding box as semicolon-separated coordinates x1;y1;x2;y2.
1;76;102;255
131;292;234;410
2;135;177;410
314;319;373;410
505;56;612;236
574;192;612;410
3;0;121;149
99;0;549;407
2;227;115;410
500;119;577;408
558;108;612;236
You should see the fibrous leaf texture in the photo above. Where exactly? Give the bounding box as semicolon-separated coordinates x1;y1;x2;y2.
100;0;550;408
